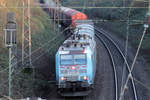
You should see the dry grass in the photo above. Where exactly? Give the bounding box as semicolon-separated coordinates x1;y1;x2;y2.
0;0;50;44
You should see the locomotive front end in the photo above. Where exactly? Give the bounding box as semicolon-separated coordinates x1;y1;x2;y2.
56;48;93;96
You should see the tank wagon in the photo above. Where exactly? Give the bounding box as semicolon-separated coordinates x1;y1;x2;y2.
39;0;96;96
39;0;87;26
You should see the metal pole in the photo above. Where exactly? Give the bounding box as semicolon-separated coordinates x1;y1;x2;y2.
120;1;150;100
28;0;32;66
22;1;25;65
9;47;12;98
57;0;59;28
5;12;17;99
54;0;56;31
22;0;32;66
82;0;86;13
57;0;61;32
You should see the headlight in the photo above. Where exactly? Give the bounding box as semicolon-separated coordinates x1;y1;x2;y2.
60;76;66;81
81;76;88;80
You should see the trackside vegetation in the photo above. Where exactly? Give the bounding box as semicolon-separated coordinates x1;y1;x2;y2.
0;0;64;98
63;0;150;68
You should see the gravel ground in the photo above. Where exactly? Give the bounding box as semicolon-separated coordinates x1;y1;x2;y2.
33;23;150;100
33;37;116;100
86;38;116;100
96;24;150;100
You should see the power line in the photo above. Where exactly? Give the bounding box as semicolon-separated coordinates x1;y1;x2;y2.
119;12;150;100
47;19;144;22
134;77;150;91
0;26;69;76
0;6;148;8
120;1;136;100
0;27;69;97
0;67;9;73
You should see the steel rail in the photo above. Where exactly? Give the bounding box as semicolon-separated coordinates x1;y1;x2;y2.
96;32;118;100
95;27;137;100
62;97;86;100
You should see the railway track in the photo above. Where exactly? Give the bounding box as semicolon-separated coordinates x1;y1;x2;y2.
95;27;138;100
59;96;86;100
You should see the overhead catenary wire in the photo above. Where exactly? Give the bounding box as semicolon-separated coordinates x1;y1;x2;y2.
0;6;149;9
0;26;68;77
133;77;150;91
119;10;150;100
0;26;70;94
32;28;73;63
1;1;69;71
0;11;70;92
120;0;135;99
0;67;9;73
0;0;149;98
48;19;144;24
120;25;148;99
4;26;69;70
95;26;137;100
26;27;70;63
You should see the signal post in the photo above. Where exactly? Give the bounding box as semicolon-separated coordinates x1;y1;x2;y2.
4;12;17;98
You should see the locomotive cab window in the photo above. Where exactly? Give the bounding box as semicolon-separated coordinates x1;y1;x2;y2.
74;54;86;65
60;55;73;65
60;54;86;65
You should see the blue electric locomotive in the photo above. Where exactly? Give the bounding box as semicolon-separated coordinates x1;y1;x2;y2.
56;20;96;96
39;0;96;96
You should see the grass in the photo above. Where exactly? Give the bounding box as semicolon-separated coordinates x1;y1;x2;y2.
0;0;65;98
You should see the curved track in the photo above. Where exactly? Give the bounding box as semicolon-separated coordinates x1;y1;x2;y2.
95;27;138;100
38;1;138;99
55;95;87;100
96;30;118;100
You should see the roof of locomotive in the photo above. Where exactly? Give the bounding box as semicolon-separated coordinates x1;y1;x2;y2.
74;20;94;37
58;20;95;52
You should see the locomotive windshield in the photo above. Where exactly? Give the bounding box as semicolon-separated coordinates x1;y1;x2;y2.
60;55;73;65
60;54;86;65
74;54;86;65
